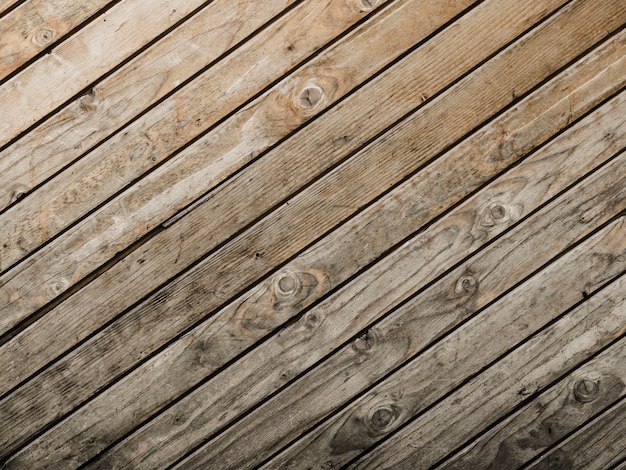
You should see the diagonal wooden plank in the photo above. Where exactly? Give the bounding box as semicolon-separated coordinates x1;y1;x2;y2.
0;0;210;146
346;274;626;469
434;345;626;469
0;0;116;82
0;0;620;404
3;31;623;468
0;0;604;341
525;398;626;469
0;0;465;308
0;0;302;210
176;197;626;468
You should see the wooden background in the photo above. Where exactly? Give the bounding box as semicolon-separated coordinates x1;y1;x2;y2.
0;0;625;468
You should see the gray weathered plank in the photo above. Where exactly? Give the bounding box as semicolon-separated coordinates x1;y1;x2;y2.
527;398;626;470
17;80;625;470
434;345;626;469
177;206;626;468
1;0;612;385
0;0;113;81
0;0;210;146
0;0;469;312
5;32;624;468
347;275;626;469
0;0;301;210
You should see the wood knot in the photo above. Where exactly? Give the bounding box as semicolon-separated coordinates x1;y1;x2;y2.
304;311;321;329
274;271;301;297
354;0;380;11
9;185;30;204
47;278;69;297
297;85;324;110
574;379;599;403
32;28;54;46
367;403;400;432
480;201;511;228
79;88;100;112
454;274;478;296
352;330;379;353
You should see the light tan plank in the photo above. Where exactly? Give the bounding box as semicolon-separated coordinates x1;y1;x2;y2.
0;0;618;402
0;0;463;309
0;0;301;210
348;275;626;470
5;30;624;468
525;398;626;470
0;0;113;81
0;0;18;17
177;207;626;468
435;348;626;469
0;0;602;346
0;0;209;146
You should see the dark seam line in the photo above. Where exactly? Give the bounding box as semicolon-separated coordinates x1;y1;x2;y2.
0;0;610;459
254;148;626;470
0;0;125;88
517;393;626;469
0;0;614;461
342;270;626;470
0;0;25;21
0;0;387;221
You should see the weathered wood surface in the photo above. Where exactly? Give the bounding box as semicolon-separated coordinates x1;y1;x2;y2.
347;273;626;469
9;63;625;469
170;155;626;469
1;0;615;389
0;0;470;315
1;0;624;467
526;396;626;469
435;341;626;469
0;0;209;147
0;0;113;82
0;0;300;210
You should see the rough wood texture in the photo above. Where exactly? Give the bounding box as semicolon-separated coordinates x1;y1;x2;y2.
435;342;626;469
348;273;626;469
0;0;299;210
1;0;612;387
171;155;626;469
0;0;208;146
11;67;624;470
1;0;624;466
0;0;462;314
527;398;626;469
0;0;113;81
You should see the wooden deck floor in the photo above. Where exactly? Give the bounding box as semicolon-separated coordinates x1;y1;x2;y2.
0;0;625;468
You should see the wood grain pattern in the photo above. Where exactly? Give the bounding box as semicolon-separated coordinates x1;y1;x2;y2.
178;196;626;469
0;0;608;372
0;0;461;313
0;0;208;146
527;399;626;469
435;343;626;469
0;0;300;210
348;274;626;469
14;78;624;470
0;0;113;81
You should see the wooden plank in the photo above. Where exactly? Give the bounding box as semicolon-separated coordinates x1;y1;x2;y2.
69;143;626;467
175;211;626;468
0;0;301;210
0;0;468;304
0;0;619;402
0;0;114;81
534;398;626;468
3;31;623;468
0;0;209;146
525;398;626;470
434;350;626;469
0;0;609;342
347;276;626;470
